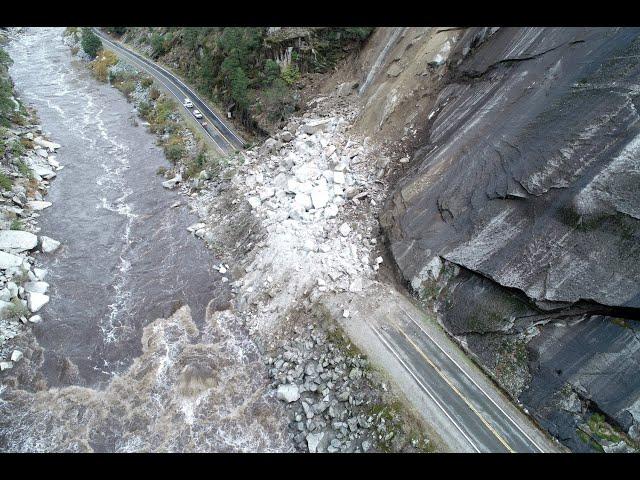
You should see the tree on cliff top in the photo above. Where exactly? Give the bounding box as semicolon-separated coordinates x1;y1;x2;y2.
81;28;102;59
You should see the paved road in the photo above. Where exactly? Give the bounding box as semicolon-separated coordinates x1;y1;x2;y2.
373;305;547;452
332;287;561;453
92;28;245;155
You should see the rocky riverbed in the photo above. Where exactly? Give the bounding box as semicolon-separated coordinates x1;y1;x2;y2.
0;27;435;453
0;116;62;372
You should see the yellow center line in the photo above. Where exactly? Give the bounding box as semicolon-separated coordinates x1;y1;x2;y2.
98;33;233;153
396;326;516;453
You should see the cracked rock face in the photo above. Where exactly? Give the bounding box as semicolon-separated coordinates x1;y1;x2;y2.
381;27;640;451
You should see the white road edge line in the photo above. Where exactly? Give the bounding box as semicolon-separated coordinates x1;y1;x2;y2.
96;33;233;153
95;30;245;147
371;325;482;453
397;303;546;453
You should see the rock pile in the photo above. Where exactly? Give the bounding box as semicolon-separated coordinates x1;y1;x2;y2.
0;117;61;368
188;96;395;338
266;320;429;453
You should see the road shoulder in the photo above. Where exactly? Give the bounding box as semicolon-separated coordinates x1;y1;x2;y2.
323;281;564;452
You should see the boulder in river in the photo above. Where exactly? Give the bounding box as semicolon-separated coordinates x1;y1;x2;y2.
27;200;52;211
40;236;61;253
27;291;49;312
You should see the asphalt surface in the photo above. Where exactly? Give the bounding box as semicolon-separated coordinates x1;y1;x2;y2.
93;29;556;453
371;305;548;452
92;29;245;155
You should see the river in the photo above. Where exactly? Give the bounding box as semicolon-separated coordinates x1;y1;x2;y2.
0;27;291;452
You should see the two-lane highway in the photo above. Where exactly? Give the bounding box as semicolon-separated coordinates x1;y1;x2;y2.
373;309;545;452
331;286;561;453
92;28;245;155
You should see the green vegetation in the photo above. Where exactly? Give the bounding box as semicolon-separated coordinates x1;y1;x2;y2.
105;27;127;36
0;171;13;190
10;218;23;230
16;159;32;178
163;135;186;163
587;413;623;444
81;27;102;59
116;27;374;133
0;46;17;128
4;297;30;320
91;50;118;82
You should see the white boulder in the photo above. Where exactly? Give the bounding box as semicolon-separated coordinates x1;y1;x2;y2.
34;136;61;151
310;187;329;210
40;236;61;253
27;200;52;211
27;292;49;312
247;196;261;209
0;250;24;269
302;118;332;135
276;384;300;403
24;281;49;294
162;174;182;189
0;230;38;252
324;204;339;219
306;432;327;453
33;268;47;280
294;193;313;211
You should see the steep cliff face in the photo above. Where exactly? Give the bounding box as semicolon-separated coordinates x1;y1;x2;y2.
379;27;640;451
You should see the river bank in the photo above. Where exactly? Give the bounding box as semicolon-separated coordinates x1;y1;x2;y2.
0;31;63;377
0;27;438;452
69;28;441;452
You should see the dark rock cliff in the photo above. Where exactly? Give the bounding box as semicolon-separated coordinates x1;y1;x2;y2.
381;27;640;452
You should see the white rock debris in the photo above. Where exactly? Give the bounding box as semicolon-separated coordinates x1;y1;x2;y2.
0;122;61;365
187;96;392;337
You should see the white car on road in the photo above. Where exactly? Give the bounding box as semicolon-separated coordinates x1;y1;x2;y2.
183;98;194;108
193;109;203;119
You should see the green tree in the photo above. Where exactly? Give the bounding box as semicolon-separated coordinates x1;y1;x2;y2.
106;27;127;36
81;28;102;58
150;33;166;58
0;46;16;127
263;59;281;85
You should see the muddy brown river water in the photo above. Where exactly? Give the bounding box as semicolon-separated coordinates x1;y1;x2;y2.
0;27;292;452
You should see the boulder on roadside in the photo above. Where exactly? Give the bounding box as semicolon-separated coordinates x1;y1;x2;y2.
276;383;300;403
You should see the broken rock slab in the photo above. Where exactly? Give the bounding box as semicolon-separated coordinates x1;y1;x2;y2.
0;250;24;269
27;292;49;312
40;236;61;253
302;119;333;136
0;230;38;252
